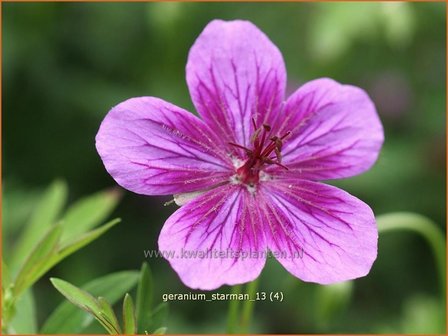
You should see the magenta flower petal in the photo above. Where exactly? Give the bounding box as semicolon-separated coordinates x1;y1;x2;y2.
95;97;234;195
271;78;384;180
186;20;287;151
260;179;377;284
97;20;385;290
158;184;266;290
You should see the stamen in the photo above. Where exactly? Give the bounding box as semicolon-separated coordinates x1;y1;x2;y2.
232;120;291;185
258;126;268;150
264;157;289;170
251;117;257;130
250;128;261;143
281;131;291;140
228;142;253;154
274;146;282;163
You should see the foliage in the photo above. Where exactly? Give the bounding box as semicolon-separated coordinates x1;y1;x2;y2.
42;271;139;334
2;181;121;333
48;263;167;335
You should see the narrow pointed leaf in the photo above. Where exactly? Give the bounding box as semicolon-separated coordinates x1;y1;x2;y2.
98;297;122;334
10;289;37;334
34;219;119;282
60;188;121;244
123;294;136;334
41;271;139;334
95;315;120;335
50;278;120;335
13;219;119;298
13;226;62;296
144;303;169;334
135;262;153;333
11;180;67;270
50;278;102;315
56;218;120;263
30;219;120;294
2;259;11;289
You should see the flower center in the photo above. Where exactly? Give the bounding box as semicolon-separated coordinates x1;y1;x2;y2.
230;119;290;185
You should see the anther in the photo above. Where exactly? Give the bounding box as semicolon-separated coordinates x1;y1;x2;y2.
231;120;291;185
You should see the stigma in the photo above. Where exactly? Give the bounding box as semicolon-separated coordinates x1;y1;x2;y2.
229;119;290;187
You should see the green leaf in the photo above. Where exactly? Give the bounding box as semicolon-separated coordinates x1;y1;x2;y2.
98;297;122;334
145;302;169;334
2;259;11;289
41;271;139;334
60;188;121;244
13;226;62;296
135;262;153;333
153;327;167;335
10;289;37;334
11;180;67;271
50;278;120;335
55;218;120;266
123;293;136;334
50;278;101;314
13;219;119;298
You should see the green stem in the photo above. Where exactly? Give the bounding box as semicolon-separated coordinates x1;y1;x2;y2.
239;278;259;334
377;212;446;296
226;285;242;334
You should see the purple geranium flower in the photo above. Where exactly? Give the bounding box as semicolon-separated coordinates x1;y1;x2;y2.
96;20;384;290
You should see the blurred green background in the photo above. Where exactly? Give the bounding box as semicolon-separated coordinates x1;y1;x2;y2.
3;2;446;334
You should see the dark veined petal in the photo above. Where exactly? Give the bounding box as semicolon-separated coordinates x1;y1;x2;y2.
270;78;384;180
96;97;233;195
186;20;286;154
259;179;377;284
158;184;266;290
